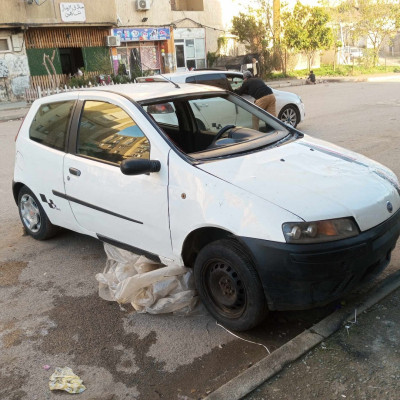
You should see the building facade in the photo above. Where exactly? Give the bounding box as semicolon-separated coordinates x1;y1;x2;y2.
0;0;242;101
112;0;240;76
0;0;117;101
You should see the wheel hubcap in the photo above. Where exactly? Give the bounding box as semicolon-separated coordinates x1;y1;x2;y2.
281;108;297;126
205;261;246;316
20;194;41;233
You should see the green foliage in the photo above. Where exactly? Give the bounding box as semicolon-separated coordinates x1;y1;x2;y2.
82;47;112;73
281;64;400;79
68;76;91;87
111;74;134;84
230;1;284;76
26;48;62;76
217;36;228;52
207;51;219;68
282;2;333;69
330;0;400;67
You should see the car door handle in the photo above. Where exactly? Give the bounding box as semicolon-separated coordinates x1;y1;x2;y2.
69;167;81;176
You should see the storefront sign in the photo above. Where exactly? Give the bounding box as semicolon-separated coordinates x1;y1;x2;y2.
112;27;171;42
60;3;86;22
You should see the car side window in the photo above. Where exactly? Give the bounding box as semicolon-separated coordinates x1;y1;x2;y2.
29;101;74;151
195;74;230;90
77;101;150;164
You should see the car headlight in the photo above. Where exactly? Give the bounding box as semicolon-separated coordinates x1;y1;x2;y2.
282;218;359;244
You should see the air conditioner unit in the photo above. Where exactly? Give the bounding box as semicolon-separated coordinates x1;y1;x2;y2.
136;0;150;11
105;36;121;47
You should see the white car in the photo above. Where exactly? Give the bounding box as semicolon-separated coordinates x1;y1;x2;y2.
137;70;305;128
13;82;400;331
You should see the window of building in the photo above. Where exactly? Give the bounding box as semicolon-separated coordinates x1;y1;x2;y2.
171;0;204;11
174;36;206;70
29;101;75;151
0;37;11;53
77;101;150;164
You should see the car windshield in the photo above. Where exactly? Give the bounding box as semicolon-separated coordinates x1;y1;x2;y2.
140;93;290;160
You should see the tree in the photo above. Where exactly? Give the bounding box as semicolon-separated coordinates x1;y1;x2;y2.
230;0;275;75
282;2;334;70
333;0;400;66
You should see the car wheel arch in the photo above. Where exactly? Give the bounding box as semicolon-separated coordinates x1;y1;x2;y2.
12;181;25;204
181;227;235;268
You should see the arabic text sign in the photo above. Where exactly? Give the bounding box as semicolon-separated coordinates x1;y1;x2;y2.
60;3;86;22
112;27;171;42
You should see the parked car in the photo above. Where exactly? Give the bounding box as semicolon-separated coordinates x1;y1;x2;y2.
13;82;400;331
344;46;364;59
136;70;305;128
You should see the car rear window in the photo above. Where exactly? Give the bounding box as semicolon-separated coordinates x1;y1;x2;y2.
29;101;74;151
193;74;231;90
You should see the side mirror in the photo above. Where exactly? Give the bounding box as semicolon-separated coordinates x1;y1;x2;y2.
120;158;161;176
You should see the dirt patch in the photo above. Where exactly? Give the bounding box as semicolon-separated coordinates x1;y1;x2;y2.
2;329;23;348
37;293;267;399
0;369;28;400
0;261;28;286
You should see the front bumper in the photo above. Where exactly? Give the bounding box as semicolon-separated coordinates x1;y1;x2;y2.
240;209;400;311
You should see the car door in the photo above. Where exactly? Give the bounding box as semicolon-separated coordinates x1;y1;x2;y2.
62;94;172;260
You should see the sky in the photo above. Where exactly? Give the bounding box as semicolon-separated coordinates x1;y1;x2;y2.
219;0;325;29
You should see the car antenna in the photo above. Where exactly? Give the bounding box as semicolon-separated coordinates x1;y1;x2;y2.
139;62;180;89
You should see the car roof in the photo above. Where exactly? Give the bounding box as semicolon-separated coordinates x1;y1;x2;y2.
138;70;243;83
33;82;226;104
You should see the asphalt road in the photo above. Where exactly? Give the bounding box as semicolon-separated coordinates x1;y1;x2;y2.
1;80;400;400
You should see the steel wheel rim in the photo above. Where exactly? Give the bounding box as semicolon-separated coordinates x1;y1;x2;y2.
203;259;247;318
20;194;41;233
281;107;298;126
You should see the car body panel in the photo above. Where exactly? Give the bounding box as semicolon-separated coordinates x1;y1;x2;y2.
197;135;400;232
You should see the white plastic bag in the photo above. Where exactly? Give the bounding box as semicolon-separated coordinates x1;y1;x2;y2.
96;243;198;314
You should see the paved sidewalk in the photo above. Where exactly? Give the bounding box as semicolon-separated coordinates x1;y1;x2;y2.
245;286;400;400
0;101;29;122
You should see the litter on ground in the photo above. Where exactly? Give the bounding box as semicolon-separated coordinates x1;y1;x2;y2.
49;366;86;394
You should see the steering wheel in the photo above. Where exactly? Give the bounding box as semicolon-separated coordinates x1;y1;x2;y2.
211;124;236;146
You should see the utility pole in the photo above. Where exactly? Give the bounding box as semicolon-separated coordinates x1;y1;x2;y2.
273;0;280;46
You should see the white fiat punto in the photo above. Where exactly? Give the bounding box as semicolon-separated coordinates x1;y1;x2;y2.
13;82;400;331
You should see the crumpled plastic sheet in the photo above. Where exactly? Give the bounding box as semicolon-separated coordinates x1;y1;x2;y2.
49;367;86;394
95;243;198;315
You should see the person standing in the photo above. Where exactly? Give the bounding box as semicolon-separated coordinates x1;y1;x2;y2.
252;57;259;77
234;70;276;129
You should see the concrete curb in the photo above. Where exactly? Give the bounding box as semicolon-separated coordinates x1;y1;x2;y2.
204;270;400;400
0;113;27;122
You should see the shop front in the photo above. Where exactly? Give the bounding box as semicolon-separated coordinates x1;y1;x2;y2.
112;27;172;77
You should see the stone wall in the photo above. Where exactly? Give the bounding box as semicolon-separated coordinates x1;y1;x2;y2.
0;31;30;102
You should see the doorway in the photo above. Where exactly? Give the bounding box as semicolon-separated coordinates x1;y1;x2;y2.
59;48;84;75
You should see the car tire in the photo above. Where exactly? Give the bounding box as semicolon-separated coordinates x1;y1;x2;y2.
18;186;59;240
278;105;300;127
194;238;268;331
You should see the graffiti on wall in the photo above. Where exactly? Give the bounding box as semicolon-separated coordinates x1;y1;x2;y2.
0;60;9;78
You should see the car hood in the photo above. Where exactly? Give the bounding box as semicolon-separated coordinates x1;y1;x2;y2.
197;135;400;231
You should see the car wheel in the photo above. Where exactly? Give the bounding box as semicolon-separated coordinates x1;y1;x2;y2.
194;238;268;331
278;105;300;127
18;186;59;240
